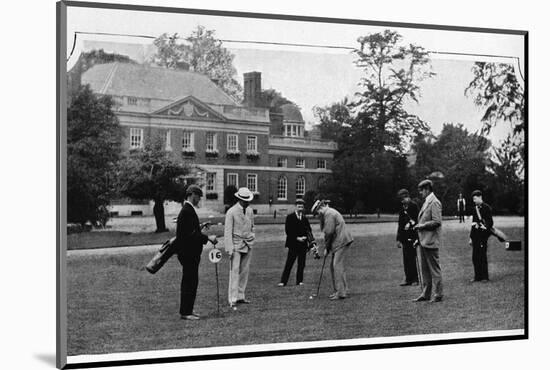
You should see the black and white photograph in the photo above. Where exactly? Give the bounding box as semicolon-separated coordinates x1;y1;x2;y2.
54;0;532;368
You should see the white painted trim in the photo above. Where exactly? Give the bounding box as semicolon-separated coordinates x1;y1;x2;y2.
199;164;332;174
117;116;270;135
269;149;334;158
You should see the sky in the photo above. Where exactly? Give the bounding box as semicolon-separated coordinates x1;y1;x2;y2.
66;5;525;145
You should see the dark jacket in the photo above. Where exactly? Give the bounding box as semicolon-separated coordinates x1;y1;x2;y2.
285;212;312;250
175;202;209;258
470;202;494;239
396;201;419;243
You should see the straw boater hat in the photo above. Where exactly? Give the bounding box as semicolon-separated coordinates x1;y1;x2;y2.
311;199;326;214
234;187;254;202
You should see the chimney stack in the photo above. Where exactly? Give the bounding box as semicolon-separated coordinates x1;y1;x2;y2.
243;71;261;107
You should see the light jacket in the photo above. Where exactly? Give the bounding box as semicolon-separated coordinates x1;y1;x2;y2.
417;192;443;249
224;203;255;254
319;207;353;252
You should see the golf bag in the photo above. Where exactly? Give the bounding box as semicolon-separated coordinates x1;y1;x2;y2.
145;237;177;274
145;221;212;274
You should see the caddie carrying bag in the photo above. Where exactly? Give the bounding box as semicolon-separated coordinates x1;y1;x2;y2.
145;237;177;274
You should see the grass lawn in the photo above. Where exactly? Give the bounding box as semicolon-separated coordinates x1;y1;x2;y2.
67;227;525;356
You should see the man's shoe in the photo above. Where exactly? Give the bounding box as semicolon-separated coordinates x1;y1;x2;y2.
328;292;338;299
470;278;481;283
277;283;285;287
430;296;443;303
399;281;412;286
236;299;250;304
181;314;200;320
229;303;237;311
412;296;429;302
329;295;346;300
481;279;490;283
411;281;419;286
297;282;304;286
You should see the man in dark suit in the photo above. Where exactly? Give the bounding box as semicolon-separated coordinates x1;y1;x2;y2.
278;199;312;286
469;190;494;282
396;189;419;286
176;185;218;320
413;179;443;303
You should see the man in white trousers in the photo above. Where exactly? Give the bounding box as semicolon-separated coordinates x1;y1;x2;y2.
224;187;255;310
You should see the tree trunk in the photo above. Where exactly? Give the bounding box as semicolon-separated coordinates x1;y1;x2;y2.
153;199;168;233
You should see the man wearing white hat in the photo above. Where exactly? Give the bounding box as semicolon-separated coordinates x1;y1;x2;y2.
224;187;256;309
311;199;354;300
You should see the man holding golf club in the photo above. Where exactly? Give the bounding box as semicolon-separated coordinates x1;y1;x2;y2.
413;179;444;303
176;185;218;320
278;199;313;287
395;189;419;287
311;199;354;300
469;190;494;282
224;187;255;310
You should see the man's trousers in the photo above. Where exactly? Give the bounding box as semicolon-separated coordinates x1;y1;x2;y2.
402;240;419;284
280;247;307;285
472;237;489;280
330;243;351;298
418;246;443;299
228;250;252;304
177;254;201;316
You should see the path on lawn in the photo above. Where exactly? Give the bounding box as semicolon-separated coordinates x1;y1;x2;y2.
68;216;524;256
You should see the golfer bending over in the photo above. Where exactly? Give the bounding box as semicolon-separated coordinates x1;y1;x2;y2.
311;200;353;300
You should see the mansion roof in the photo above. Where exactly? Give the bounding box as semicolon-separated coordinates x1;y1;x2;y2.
82;62;237;106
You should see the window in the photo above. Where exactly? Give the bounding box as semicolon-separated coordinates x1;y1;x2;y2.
130;128;143;149
277;176;287;200
182;131;194;151
277;157;287;168
128;96;137;105
227;134;239;152
206;173;216;192
227;173;238;188
317;159;327;169
165;130;172;151
296;158;305;168
247;136;258;152
247;174;258;193
206;132;217;151
296;176;306;199
292;125;297;136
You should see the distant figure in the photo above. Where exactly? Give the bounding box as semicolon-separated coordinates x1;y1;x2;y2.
413;180;443;303
395;189;419;286
278;199;312;286
469;190;494;282
312;200;354;300
457;193;466;223
175;185;218;320
224;187;255;310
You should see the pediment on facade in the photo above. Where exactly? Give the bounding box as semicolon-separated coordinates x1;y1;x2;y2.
152;96;226;121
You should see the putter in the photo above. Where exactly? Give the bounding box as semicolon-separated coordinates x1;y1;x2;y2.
214;260;220;316
309;253;328;299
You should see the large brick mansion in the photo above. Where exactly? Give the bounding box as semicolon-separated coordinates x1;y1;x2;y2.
79;62;337;215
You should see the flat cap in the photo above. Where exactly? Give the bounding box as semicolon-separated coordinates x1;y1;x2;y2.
471;189;483;197
295;199;305;205
396;189;410;199
418;179;433;189
186;184;203;197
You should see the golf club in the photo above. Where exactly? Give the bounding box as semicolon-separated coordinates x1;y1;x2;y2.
309;252;328;299
414;246;423;291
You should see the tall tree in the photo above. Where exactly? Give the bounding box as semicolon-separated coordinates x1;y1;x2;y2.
412;123;493;214
465;61;525;176
117;136;193;233
353;30;434;152
151;27;243;101
67;85;123;225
